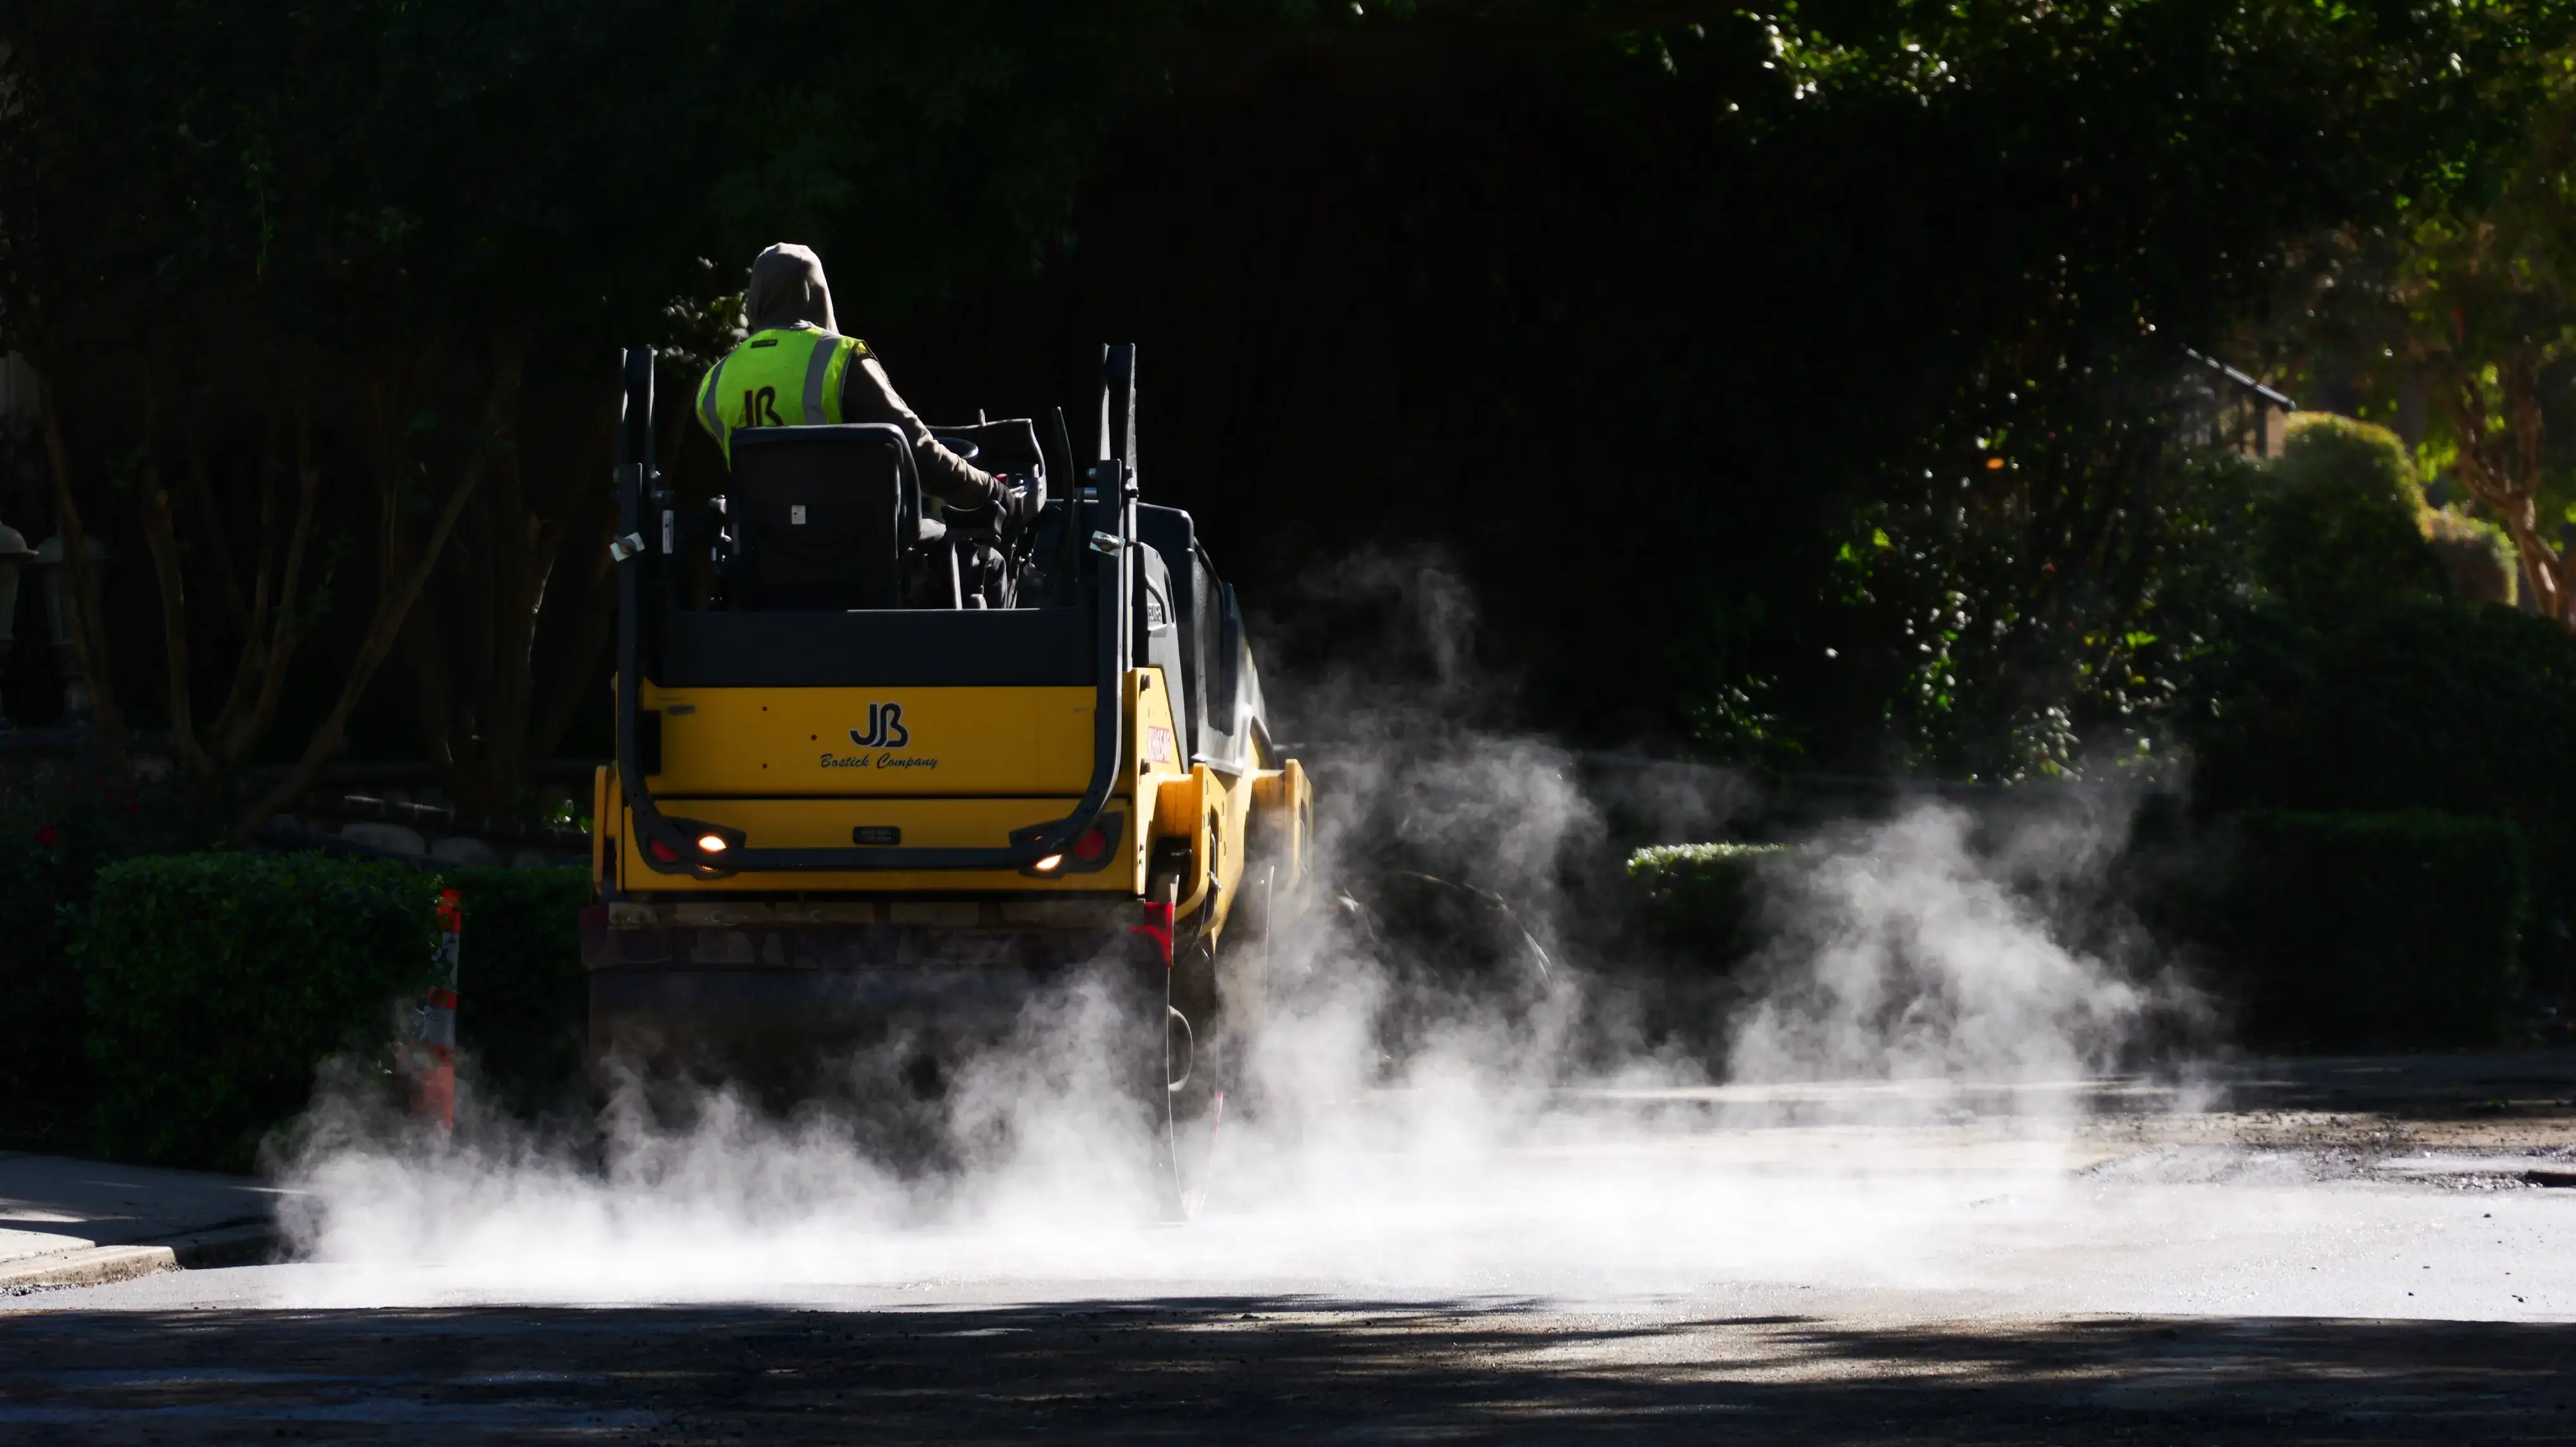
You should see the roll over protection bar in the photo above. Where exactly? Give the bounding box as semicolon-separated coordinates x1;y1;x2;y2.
612;345;1145;874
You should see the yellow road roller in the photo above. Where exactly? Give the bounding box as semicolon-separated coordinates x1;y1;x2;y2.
581;345;1313;1216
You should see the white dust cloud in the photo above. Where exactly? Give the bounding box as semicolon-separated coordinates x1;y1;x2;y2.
1728;802;2188;1103
272;554;2200;1308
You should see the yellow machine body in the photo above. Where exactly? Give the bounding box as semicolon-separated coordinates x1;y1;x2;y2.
584;342;1298;1215
595;667;1310;944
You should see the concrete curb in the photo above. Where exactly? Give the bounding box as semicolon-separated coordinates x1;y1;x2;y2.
0;1222;286;1293
0;1244;175;1291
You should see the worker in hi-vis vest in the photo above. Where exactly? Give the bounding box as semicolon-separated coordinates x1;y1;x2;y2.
696;243;1026;519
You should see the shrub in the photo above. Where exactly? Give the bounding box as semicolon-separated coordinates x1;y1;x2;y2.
437;866;594;1115
2201;810;2525;1049
0;774;194;1140
2252;414;2446;614
1626;842;1791;966
80;852;440;1169
2422;508;2517;607
2274;412;2428;510
2183;600;2576;998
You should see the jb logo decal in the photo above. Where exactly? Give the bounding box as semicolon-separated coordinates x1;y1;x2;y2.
850;703;909;749
821;702;934;768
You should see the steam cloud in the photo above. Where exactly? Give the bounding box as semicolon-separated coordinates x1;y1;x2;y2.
1730;802;2179;1100
273;554;2195;1308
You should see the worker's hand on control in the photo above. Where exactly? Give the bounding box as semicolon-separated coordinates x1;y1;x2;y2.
1000;476;1043;531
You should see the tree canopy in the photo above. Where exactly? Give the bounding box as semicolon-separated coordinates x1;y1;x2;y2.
3;0;2571;808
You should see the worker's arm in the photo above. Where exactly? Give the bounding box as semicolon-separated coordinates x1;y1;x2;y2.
841;354;1000;510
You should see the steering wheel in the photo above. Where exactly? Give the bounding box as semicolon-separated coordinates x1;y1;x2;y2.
931;435;982;461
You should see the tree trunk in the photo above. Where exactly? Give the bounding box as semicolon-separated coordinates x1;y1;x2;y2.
35;377;126;744
120;359;355;822
2439;353;2572;627
405;393;621;816
137;435;207;780
231;351;522;839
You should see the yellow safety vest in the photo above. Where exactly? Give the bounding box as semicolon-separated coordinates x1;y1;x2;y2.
694;327;872;463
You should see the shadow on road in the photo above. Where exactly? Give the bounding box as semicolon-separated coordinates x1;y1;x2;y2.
3;1296;2570;1442
2204;1049;2576;1124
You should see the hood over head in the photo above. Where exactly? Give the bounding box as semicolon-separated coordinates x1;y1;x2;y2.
745;243;837;333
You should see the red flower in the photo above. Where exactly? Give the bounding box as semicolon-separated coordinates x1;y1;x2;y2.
34;825;59;848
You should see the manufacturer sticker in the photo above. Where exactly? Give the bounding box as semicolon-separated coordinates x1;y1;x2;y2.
820;702;935;770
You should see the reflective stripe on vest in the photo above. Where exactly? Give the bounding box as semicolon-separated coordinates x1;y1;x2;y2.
693;328;870;463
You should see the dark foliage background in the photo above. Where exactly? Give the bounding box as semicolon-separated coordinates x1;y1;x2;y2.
862;0;2553;772
6;0;2563;803
8;1;2575;1162
0;772;193;1144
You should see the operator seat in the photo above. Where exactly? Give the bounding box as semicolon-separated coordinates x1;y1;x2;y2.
726;425;931;610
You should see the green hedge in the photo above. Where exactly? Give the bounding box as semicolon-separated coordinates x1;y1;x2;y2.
1630;816;2525;1053
80;853;441;1169
2184;601;2576;998
2168;420;2570;1001
439;866;594;1116
0;778;194;1141
1626;842;1790;966
74;855;596;1166
2205;810;2525;1049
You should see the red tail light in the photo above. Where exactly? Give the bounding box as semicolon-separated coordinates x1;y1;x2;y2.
1072;825;1109;862
647;838;679;863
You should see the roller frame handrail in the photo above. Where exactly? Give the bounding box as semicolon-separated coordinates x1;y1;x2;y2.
610;349;1133;874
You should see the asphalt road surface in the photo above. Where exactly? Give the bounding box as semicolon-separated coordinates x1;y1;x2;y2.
6;1052;2572;1444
